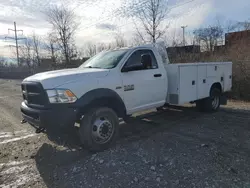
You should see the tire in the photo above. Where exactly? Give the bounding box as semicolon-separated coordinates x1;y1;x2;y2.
79;107;119;152
196;88;221;112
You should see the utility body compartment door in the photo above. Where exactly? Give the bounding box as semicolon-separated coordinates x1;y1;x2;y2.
197;65;208;99
222;63;232;92
207;64;219;77
179;66;197;104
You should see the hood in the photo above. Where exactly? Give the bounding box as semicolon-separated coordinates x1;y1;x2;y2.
23;68;109;89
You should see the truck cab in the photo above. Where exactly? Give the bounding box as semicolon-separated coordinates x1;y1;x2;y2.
21;44;232;151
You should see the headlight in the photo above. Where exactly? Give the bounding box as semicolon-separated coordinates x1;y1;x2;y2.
46;89;77;103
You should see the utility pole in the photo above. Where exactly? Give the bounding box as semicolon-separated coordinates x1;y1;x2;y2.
5;22;26;66
14;22;20;66
181;25;187;46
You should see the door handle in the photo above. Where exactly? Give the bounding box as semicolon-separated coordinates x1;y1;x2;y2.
154;74;162;77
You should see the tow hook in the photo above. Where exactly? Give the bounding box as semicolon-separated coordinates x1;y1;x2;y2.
21;119;27;124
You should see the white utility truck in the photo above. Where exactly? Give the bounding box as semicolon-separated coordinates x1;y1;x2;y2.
21;44;232;151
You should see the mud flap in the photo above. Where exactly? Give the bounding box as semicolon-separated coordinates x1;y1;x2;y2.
220;95;227;105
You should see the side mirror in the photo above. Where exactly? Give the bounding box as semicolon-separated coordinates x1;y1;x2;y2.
121;64;144;72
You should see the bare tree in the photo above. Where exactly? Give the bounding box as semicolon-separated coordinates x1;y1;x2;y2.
217;18;250;33
32;33;41;66
216;18;250;33
95;42;113;53
165;29;183;47
231;20;250;31
20;39;33;68
96;43;108;53
127;33;144;47
240;21;250;30
193;26;224;52
130;0;169;43
83;42;114;57
0;57;6;67
77;46;85;59
44;5;78;64
45;32;58;64
85;43;97;57
19;34;43;68
114;31;126;47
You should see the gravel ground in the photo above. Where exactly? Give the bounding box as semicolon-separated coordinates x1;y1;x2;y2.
0;79;250;188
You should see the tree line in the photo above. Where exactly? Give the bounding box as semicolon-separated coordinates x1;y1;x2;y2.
1;0;249;68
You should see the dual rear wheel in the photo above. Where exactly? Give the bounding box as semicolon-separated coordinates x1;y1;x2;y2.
196;87;221;112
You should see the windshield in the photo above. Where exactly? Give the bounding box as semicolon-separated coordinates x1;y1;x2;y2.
79;49;128;69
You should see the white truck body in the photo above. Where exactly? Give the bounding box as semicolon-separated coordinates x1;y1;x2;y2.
21;44;232;151
24;45;232;115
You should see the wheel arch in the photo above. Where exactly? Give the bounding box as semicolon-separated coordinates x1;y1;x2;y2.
210;82;222;94
75;88;127;120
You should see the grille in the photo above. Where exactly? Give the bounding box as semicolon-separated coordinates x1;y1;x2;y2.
21;82;48;106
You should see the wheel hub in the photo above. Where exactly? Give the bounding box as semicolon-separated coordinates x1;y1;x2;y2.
92;117;114;144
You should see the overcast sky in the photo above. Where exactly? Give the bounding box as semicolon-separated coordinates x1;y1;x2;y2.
0;0;249;58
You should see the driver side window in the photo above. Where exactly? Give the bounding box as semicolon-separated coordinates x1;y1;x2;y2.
124;49;158;70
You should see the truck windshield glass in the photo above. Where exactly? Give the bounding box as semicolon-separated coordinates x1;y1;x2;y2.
80;49;128;69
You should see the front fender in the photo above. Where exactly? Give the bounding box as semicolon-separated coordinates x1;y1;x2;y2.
74;88;126;117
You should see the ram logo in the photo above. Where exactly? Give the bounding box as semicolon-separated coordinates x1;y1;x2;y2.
124;84;134;91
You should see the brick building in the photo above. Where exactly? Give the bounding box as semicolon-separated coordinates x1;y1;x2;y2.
225;30;250;46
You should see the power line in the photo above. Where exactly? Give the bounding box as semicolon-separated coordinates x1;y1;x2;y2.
84;0;195;40
79;0;149;31
4;22;26;65
82;0;195;32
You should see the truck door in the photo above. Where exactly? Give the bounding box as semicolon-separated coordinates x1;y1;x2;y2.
120;49;166;114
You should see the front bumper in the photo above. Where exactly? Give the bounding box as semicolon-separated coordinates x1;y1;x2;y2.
21;102;78;129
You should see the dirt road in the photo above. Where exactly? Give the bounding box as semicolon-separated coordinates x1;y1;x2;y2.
0;79;250;188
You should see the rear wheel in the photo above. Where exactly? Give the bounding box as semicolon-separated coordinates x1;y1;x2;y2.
196;87;221;112
79;107;119;152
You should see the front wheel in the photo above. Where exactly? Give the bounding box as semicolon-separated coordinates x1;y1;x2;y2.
79;107;119;152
